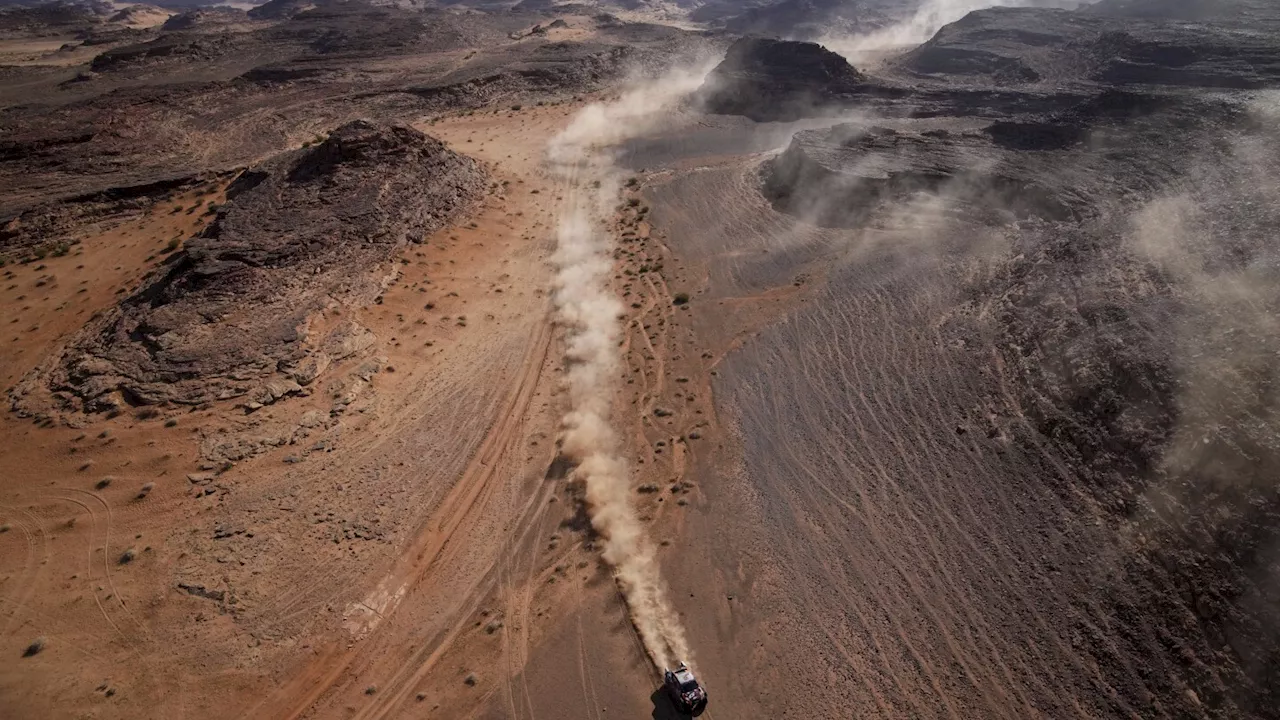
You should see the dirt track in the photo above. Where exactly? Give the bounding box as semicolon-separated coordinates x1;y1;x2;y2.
0;97;724;719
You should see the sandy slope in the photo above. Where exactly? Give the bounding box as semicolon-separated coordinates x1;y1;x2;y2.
0;103;618;718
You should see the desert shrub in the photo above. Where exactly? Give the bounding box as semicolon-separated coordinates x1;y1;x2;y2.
24;637;45;657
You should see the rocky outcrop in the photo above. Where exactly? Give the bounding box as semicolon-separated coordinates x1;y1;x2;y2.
161;8;248;32
697;37;879;121
761;89;1237;228
0;0;107;36
719;0;894;41
1086;0;1280;23
764;123;1080;227
247;0;316;21
14;121;485;413
90;33;244;72
900;6;1280;90
406;42;636;110
1090;24;1280;89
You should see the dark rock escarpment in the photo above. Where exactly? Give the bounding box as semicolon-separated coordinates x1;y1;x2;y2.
700;7;1280;125
697;37;877;121
764;123;1086;228
760;89;1241;228
160;8;248;32
14;120;485;413
901;6;1280;90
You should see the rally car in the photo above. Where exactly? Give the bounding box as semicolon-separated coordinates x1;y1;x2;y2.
663;662;708;716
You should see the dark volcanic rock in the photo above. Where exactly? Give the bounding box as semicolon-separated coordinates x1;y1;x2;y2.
1087;0;1280;24
405;41;639;110
266;4;445;56
719;0;894;41
968;104;1280;719
763;88;1239;227
75;25;154;46
900;6;1280;90
764;123;1083;227
247;0;314;20
1090;24;1280;89
698;37;876;121
14;121;485;413
161;7;248;31
90;32;244;72
898;8;1097;85
0;0;106;36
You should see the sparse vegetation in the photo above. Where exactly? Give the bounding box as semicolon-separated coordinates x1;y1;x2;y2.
23;637;45;657
118;548;135;564
137;482;155;499
672;293;690;306
95;477;112;490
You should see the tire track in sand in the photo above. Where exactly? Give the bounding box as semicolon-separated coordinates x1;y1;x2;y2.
256;318;551;720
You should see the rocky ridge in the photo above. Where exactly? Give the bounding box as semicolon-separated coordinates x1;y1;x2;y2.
11;120;486;413
697;36;878;121
739;4;1280;716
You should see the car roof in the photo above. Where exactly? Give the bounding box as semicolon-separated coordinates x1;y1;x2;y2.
674;668;696;684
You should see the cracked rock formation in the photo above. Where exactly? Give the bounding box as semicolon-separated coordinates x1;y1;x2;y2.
13;119;485;413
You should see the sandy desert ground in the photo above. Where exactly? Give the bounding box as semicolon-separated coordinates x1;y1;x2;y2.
2;0;1279;718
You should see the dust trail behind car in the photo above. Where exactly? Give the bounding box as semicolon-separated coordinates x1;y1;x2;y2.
545;63;713;670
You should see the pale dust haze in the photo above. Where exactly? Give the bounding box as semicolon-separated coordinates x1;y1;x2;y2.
822;0;1088;58
545;63;713;670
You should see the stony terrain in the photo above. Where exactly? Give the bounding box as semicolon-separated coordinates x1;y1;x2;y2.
2;0;1280;719
697;36;884;120
12;119;486;413
681;2;1280;716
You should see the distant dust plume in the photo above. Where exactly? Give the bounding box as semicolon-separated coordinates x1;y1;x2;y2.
821;0;1087;59
546;65;711;669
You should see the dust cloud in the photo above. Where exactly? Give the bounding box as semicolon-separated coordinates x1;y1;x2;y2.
1129;94;1280;503
545;63;713;670
820;0;1087;59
